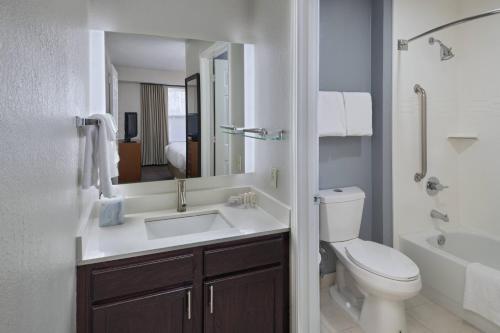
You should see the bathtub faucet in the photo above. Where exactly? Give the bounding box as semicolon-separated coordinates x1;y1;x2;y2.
430;209;449;222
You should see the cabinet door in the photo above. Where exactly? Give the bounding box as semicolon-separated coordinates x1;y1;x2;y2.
93;287;193;333
204;267;284;333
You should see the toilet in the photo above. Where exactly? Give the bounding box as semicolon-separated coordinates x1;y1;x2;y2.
319;186;421;333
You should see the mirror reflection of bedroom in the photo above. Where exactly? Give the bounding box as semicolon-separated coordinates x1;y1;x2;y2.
105;32;254;184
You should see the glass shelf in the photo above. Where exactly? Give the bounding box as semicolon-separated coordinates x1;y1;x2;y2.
222;128;286;141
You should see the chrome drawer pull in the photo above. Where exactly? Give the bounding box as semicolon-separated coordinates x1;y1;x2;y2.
209;285;214;314
187;290;192;320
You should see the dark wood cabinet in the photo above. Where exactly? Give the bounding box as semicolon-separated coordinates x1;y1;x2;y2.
186;138;200;178
204;267;284;333
77;233;289;333
118;140;141;183
93;287;193;333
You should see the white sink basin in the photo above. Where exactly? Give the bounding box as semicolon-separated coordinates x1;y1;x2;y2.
145;211;235;240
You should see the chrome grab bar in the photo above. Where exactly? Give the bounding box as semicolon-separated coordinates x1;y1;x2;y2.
414;84;427;182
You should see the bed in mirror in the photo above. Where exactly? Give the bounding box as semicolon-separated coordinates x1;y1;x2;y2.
103;32;255;183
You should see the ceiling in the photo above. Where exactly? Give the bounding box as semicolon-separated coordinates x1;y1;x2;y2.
106;32;186;72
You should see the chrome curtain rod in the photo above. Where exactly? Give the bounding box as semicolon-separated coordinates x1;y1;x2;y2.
398;7;500;50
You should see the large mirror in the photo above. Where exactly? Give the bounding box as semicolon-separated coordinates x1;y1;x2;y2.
104;32;254;183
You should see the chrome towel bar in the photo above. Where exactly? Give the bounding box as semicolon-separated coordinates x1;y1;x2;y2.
75;116;99;128
414;84;427;182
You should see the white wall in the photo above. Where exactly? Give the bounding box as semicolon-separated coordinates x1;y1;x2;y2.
456;0;500;237
393;0;461;246
89;0;254;43
185;39;214;77
117;82;142;140
244;44;256;174
0;0;95;332
393;0;500;245
117;66;185;85
251;0;292;204
90;30;106;114
229;44;246;174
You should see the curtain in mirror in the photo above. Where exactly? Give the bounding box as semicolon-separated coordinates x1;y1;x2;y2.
141;84;168;165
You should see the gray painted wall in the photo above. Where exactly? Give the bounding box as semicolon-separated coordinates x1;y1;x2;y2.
319;0;392;244
319;0;373;240
371;0;393;246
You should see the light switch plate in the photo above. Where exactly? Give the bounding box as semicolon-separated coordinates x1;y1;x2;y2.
271;168;279;189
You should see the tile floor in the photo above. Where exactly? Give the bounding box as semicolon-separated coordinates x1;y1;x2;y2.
320;287;482;333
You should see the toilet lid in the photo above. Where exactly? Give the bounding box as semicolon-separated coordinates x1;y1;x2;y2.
345;241;420;281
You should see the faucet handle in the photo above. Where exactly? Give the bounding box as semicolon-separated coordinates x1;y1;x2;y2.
426;177;449;196
435;183;449;191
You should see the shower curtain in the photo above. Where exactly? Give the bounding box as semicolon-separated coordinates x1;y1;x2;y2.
141;83;168;165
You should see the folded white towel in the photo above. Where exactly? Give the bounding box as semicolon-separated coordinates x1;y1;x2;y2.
82;125;98;189
344;92;372;136
317;91;346;137
82;114;120;198
463;262;500;326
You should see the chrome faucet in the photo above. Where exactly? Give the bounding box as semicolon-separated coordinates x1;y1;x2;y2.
426;177;449;196
430;209;449;222
177;179;187;212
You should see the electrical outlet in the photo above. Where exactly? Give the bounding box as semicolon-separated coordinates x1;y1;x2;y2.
271;168;279;189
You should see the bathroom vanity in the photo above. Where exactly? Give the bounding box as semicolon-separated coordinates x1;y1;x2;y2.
77;233;288;333
78;18;291;332
76;186;290;333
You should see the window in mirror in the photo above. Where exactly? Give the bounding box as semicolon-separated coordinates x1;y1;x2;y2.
167;87;186;143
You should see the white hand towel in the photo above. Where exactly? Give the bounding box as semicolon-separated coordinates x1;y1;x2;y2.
99;197;124;227
90;114;120;198
318;91;346;137
344;92;372;136
82;125;98;189
463;262;500;326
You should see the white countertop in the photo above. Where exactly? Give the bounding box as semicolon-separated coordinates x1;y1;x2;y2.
77;187;290;265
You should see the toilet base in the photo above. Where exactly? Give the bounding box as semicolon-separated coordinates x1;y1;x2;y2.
359;295;407;333
330;285;408;333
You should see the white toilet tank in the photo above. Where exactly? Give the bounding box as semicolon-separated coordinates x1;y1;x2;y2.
319;186;365;242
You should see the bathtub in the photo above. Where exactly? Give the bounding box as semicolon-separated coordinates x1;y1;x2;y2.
400;229;500;333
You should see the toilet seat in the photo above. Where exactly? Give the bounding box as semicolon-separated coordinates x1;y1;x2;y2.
345;241;419;282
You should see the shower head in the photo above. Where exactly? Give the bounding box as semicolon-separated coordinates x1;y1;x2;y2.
429;37;454;61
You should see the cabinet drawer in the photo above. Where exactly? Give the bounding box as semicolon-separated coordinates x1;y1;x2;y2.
92;254;194;302
204;237;284;277
92;287;192;333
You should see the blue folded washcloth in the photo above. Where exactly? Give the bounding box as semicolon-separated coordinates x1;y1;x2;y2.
99;197;124;227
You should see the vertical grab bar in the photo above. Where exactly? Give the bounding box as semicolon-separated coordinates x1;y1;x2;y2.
414;84;427;182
